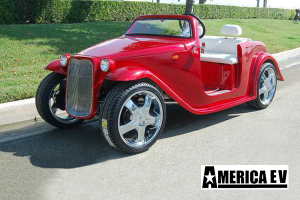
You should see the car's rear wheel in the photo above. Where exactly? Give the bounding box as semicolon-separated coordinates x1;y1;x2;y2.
36;72;84;128
247;62;277;109
100;82;166;153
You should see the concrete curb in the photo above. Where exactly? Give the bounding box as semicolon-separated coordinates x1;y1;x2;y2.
273;47;300;62
0;98;38;126
1;47;300;127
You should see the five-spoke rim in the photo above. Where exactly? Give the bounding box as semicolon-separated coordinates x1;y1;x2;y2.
259;67;277;105
118;91;163;148
49;80;80;123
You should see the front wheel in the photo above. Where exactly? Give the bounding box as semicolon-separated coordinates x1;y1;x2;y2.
36;72;84;128
100;83;167;154
247;62;277;109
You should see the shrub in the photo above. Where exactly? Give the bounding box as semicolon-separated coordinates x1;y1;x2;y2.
0;0;296;24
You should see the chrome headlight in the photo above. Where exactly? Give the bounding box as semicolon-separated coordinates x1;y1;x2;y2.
100;59;110;72
60;54;68;67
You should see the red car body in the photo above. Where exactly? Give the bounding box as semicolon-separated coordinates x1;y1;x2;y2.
45;15;284;120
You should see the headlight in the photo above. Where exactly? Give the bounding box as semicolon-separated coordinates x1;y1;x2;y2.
100;59;110;72
60;54;68;67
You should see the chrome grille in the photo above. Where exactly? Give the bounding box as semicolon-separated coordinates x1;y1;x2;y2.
66;59;93;117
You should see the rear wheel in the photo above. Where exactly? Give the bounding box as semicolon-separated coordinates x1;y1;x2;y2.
100;82;166;153
247;62;277;109
36;72;84;128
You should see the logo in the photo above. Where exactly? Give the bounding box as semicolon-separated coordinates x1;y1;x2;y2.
201;165;288;190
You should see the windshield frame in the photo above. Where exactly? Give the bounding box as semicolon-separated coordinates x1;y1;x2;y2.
124;18;194;39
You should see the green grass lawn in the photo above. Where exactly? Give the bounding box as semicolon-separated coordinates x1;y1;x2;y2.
0;19;299;103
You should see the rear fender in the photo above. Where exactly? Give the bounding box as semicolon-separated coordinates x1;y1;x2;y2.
45;59;67;75
250;52;284;97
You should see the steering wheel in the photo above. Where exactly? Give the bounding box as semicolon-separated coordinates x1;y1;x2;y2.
179;20;184;30
184;14;206;38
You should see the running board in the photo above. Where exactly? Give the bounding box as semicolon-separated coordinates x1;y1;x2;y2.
206;90;231;96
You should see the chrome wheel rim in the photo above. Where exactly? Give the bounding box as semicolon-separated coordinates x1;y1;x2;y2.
49;80;80;124
118;91;163;148
259;67;277;105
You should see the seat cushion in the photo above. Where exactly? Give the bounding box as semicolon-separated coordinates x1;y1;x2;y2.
201;52;238;65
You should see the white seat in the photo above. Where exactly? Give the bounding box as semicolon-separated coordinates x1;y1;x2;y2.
200;25;251;65
221;24;243;37
201;52;238;65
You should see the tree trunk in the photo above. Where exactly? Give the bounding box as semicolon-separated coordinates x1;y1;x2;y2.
185;0;194;14
295;9;300;21
199;0;207;4
257;0;260;7
263;0;267;7
157;0;160;3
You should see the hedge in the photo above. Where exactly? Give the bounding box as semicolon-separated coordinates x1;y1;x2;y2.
0;0;296;24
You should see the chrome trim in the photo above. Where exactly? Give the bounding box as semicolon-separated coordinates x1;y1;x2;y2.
66;58;93;117
117;91;163;147
259;67;277;106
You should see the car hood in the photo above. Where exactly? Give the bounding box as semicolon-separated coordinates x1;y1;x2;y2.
76;36;187;59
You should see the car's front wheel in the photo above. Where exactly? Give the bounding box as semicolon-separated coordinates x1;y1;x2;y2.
100;82;167;153
36;72;84;128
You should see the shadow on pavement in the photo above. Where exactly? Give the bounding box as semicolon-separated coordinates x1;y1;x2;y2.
0;104;257;169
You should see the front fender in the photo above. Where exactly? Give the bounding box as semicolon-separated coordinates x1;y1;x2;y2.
250;52;284;97
105;66;153;81
105;66;194;111
45;59;67;75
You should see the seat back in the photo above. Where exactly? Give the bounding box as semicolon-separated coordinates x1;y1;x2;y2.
200;36;250;55
200;24;250;55
221;25;243;37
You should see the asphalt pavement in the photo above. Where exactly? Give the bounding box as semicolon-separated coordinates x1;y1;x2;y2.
0;57;300;200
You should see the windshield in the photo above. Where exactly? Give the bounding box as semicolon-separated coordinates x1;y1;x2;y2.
125;19;192;38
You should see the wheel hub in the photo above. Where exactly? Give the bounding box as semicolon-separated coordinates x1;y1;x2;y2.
259;67;276;105
118;91;163;147
264;78;270;90
134;108;153;126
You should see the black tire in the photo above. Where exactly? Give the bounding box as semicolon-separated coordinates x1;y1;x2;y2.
36;72;84;128
246;62;277;109
99;82;167;154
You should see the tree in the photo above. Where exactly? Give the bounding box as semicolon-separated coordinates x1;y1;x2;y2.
257;0;260;7
185;0;194;14
199;0;207;4
263;0;267;7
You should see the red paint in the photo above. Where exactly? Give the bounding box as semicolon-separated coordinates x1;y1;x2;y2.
45;59;67;75
44;15;284;119
201;62;236;90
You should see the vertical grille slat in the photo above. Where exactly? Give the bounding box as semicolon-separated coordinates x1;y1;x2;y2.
66;59;93;117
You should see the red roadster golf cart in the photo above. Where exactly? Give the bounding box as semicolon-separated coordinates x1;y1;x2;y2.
36;14;284;153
